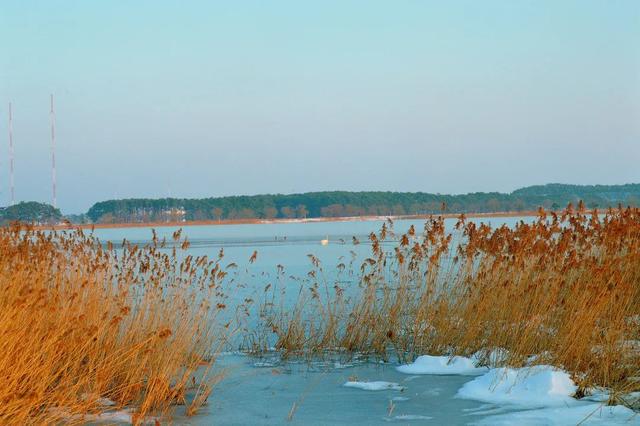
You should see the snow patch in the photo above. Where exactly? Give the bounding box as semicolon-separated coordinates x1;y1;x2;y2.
85;410;137;423
80;393;117;407
50;408;158;424
96;398;116;407
456;365;577;408
473;403;639;425
385;414;434;421
391;396;410;402
473;348;510;366
396;355;488;376
343;381;406;391
253;361;279;368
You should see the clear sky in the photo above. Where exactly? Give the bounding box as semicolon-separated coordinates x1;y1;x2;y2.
1;1;639;213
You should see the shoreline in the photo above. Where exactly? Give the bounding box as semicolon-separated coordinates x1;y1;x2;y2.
43;210;541;231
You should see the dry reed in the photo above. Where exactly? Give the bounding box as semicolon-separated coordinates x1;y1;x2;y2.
258;204;640;402
0;225;227;424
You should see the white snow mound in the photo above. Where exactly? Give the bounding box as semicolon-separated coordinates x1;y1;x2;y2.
456;365;577;407
396;355;488;376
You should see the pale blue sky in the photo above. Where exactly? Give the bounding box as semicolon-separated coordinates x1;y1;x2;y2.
1;1;639;213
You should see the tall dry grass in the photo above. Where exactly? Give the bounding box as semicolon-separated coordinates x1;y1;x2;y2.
259;204;640;400
0;225;227;424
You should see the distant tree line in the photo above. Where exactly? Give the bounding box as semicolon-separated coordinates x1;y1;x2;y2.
83;183;640;224
0;202;63;225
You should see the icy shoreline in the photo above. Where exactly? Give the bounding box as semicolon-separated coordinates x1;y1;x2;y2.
394;354;639;425
70;352;639;425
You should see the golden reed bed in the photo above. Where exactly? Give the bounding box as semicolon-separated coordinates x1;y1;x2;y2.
1;204;639;424
258;204;640;405
0;227;226;424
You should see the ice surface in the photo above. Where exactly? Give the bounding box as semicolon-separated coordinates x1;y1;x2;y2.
183;353;637;425
343;381;406;391
473;403;639;425
180;353;486;425
396;355;488;376
456;365;577;407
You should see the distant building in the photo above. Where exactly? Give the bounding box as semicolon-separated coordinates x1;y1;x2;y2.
163;207;186;222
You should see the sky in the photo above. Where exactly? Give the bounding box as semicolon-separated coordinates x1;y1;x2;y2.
0;1;639;213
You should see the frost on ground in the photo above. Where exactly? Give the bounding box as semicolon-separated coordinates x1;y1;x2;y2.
456;365;577;407
343;381;406;391
396;355;488;376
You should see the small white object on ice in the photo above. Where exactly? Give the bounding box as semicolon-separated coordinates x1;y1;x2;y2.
456;365;577;408
391;396;410;402
96;397;116;407
87;410;136;423
80;393;116;407
253;361;278;368
343;381;405;391
385;414;434;421
396;355;488;376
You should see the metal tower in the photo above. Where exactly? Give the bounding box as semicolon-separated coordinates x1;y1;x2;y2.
8;102;15;205
50;94;57;208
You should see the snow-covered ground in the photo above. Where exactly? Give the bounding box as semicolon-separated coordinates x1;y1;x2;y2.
395;354;639;425
455;365;577;407
472;404;637;426
396;354;488;376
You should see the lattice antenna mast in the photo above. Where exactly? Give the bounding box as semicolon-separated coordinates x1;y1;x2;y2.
50;94;57;208
8;102;15;205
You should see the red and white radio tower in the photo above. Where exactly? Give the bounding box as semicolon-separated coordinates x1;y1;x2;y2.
8;102;15;206
50;94;57;209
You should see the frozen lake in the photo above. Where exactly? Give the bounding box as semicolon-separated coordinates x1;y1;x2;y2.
91;216;525;317
89;218;639;425
173;353;492;425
